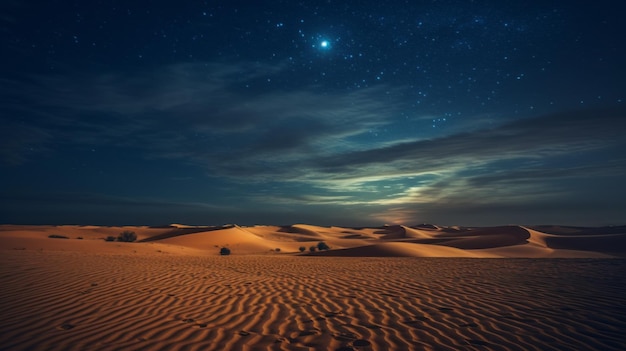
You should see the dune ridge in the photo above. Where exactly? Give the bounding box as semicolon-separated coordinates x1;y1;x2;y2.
1;223;624;257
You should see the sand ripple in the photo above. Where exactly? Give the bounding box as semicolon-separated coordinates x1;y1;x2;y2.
1;252;625;351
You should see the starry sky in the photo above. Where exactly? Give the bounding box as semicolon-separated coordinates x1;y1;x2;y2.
1;1;625;226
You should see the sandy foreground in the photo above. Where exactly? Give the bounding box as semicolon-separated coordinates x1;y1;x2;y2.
1;224;625;350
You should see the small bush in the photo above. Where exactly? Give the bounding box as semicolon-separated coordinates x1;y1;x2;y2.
317;241;330;251
104;236;116;242
299;246;306;252
220;247;231;255
117;231;137;242
309;246;317;252
274;248;281;252
76;237;83;240
48;234;69;239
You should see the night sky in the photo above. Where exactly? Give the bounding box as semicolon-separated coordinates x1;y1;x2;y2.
1;1;625;226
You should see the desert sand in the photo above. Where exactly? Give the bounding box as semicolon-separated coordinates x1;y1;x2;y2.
1;223;625;350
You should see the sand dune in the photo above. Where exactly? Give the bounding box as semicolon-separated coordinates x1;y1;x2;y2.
303;242;498;258
1;223;625;350
1;223;625;258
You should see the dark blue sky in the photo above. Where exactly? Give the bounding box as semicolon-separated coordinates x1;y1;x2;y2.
1;1;625;226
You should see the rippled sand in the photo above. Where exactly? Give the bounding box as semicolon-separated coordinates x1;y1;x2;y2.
1;250;625;350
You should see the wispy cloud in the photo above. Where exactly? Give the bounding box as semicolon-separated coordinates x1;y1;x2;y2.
315;107;625;173
3;59;625;225
1;61;410;170
255;106;626;224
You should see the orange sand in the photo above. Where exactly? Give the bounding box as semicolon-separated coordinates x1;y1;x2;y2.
1;224;625;350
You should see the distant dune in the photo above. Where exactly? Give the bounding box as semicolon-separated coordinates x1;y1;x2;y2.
1;223;624;257
1;224;625;350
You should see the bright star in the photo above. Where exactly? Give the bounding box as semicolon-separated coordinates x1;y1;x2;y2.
320;40;329;48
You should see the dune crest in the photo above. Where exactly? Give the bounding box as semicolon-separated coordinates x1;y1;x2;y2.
1;223;624;258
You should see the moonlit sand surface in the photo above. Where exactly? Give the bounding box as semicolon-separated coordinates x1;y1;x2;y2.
1;224;625;350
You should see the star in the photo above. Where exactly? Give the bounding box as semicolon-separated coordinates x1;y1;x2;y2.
1;1;624;227
315;38;332;51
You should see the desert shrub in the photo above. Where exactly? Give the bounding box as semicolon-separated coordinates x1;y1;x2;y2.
299;246;306;252
274;248;281;252
48;234;69;239
220;247;231;255
104;236;116;242
76;237;83;240
317;241;330;251
309;246;317;252
117;230;137;242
